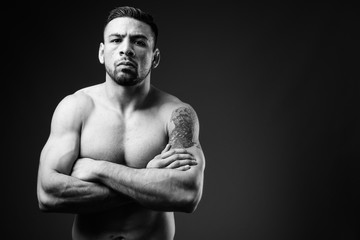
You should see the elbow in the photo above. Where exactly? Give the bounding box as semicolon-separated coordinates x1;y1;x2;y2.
38;193;52;212
172;176;204;213
38;198;50;212
37;185;58;212
177;188;202;213
38;191;55;212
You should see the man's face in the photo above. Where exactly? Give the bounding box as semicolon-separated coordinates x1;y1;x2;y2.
100;17;158;86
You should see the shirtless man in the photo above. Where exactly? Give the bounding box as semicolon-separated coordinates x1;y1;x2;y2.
36;6;205;240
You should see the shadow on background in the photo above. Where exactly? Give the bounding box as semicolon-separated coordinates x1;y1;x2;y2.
5;1;359;239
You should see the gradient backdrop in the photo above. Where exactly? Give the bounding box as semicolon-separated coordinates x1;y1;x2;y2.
6;1;359;240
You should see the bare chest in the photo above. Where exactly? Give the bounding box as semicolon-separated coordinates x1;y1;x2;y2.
80;108;168;168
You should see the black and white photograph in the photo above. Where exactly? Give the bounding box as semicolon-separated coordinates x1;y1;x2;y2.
5;1;359;239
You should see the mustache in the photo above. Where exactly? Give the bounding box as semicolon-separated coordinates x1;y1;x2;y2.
115;59;137;68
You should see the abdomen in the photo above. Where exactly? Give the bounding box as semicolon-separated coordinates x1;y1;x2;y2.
72;203;175;240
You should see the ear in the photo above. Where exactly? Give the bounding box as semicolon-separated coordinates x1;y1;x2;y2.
98;43;105;64
152;48;160;69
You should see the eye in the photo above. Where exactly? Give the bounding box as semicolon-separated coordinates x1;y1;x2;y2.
135;40;146;47
110;38;121;43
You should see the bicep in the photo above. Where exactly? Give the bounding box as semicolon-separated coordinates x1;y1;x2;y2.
37;125;81;199
38;95;83;179
168;105;201;149
167;105;205;181
40;132;80;176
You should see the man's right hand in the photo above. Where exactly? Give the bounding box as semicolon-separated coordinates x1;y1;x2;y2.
146;144;197;171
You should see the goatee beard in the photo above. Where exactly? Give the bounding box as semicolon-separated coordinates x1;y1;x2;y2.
106;65;151;87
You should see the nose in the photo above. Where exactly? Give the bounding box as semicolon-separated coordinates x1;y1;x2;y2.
119;39;135;57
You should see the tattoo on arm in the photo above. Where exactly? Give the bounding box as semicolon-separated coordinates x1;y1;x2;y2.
169;107;201;149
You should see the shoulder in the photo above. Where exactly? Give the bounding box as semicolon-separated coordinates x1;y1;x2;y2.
151;87;200;137
152;86;199;122
55;90;94;117
50;86;97;131
55;84;104;114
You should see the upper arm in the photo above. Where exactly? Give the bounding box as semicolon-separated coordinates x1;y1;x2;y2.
38;94;88;185
167;104;205;189
168;105;201;150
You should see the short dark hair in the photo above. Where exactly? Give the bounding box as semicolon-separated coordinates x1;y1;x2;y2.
104;6;158;49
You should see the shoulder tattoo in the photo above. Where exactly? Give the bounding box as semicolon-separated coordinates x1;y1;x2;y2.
169;106;201;149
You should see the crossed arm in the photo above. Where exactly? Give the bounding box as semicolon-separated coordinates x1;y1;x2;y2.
72;145;204;212
37;96;205;214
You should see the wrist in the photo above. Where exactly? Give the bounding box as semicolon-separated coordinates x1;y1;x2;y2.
95;160;109;183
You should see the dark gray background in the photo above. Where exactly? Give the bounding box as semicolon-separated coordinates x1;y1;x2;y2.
5;1;359;239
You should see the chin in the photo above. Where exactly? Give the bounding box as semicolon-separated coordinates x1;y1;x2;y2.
118;80;143;87
115;76;143;87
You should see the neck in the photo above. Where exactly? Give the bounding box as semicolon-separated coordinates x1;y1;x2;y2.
104;76;151;115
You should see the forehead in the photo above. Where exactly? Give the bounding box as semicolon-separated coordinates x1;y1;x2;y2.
104;17;154;39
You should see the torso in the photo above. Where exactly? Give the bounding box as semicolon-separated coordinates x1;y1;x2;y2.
71;84;179;240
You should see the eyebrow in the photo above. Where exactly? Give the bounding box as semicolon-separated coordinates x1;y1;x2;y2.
108;33;149;41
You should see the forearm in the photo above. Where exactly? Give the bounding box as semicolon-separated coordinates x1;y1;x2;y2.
95;161;198;212
37;171;133;214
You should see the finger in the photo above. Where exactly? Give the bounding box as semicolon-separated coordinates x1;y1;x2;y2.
161;148;190;159
166;159;197;169
175;165;191;171
157;155;194;168
161;144;171;154
162;153;195;165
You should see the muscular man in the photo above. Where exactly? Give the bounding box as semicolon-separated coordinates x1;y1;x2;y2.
36;6;205;240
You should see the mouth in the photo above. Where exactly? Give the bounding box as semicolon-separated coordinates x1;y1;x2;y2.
117;60;137;68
